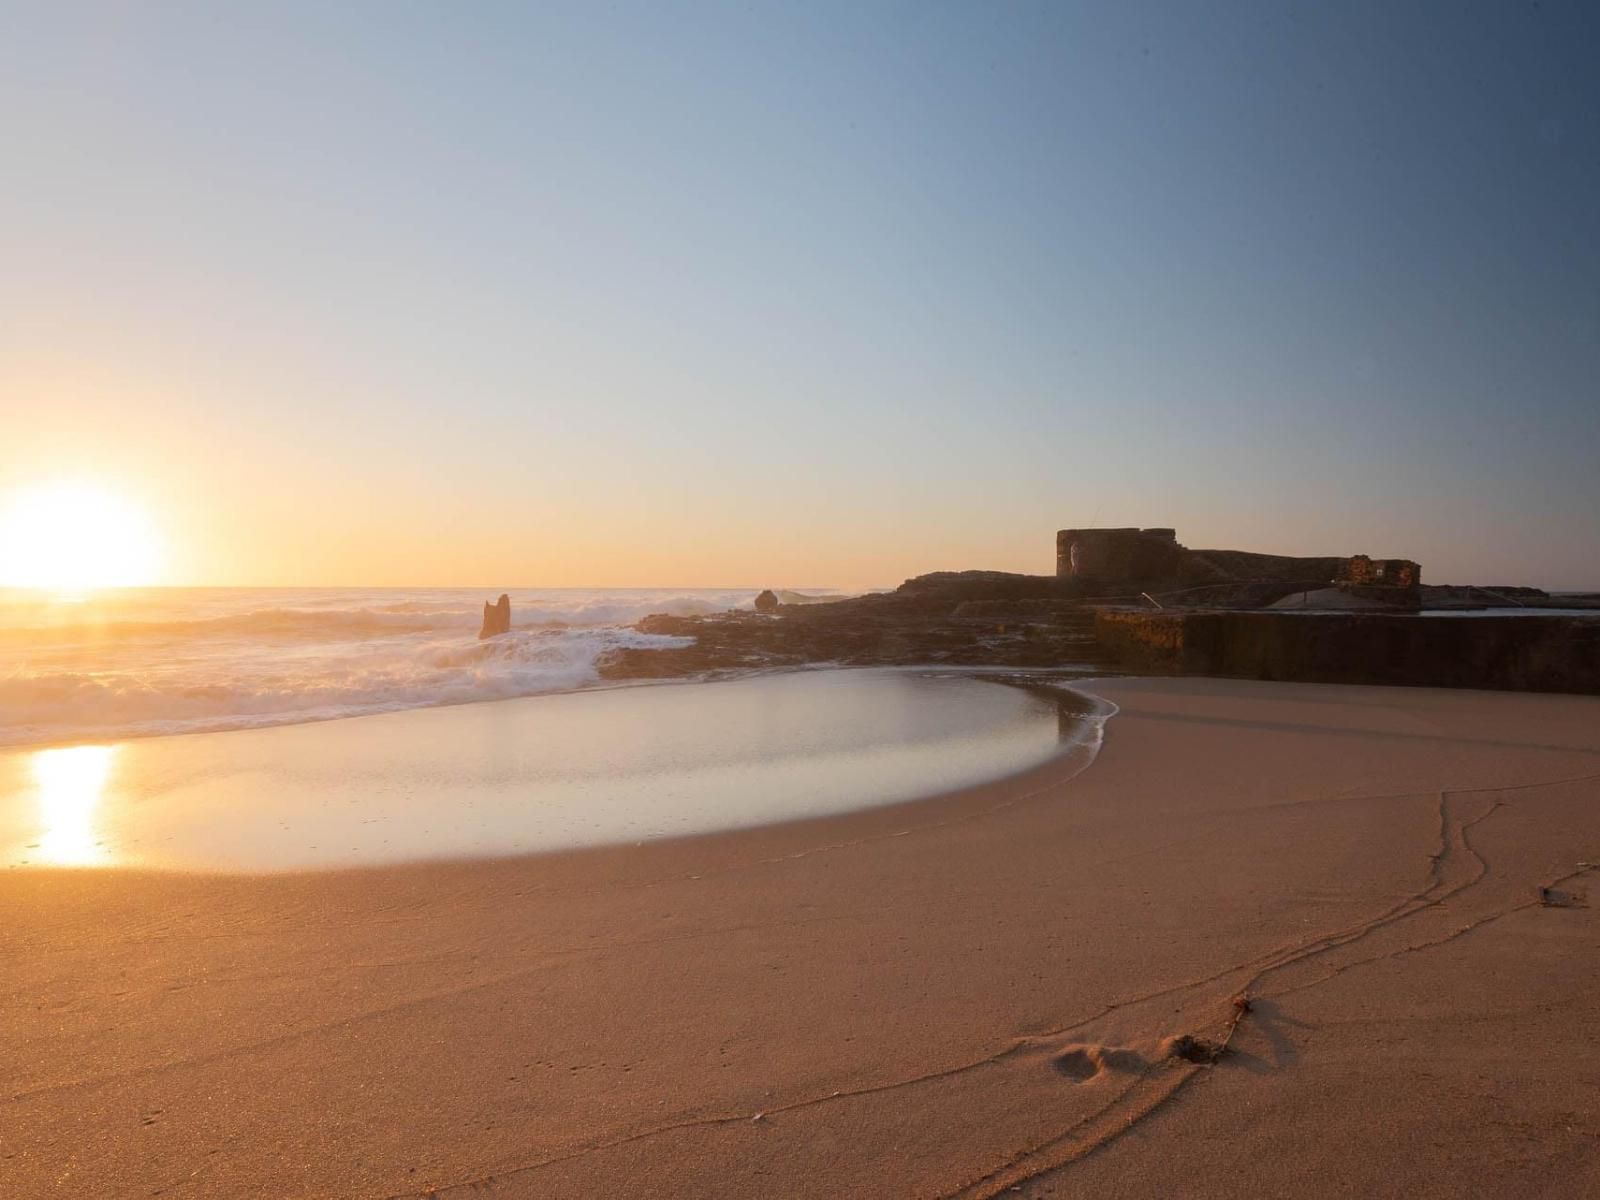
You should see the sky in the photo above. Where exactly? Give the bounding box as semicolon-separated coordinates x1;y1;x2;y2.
3;1;1597;589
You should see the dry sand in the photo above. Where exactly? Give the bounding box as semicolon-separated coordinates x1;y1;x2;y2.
4;677;1599;1198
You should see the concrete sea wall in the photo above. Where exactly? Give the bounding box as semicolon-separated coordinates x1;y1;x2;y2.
1096;610;1600;695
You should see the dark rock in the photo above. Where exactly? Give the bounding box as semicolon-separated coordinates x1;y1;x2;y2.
1167;1034;1224;1064
595;598;1113;683
478;594;511;639
775;589;843;605
593;559;1600;696
897;570;1080;603
1183;549;1345;589
586;519;1600;695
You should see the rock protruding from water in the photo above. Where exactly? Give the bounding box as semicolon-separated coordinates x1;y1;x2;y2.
479;594;511;639
754;589;779;613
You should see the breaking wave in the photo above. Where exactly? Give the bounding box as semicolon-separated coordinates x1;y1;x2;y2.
0;587;832;747
0;591;752;648
0;627;697;747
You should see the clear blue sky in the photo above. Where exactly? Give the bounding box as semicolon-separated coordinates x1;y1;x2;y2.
4;1;1597;587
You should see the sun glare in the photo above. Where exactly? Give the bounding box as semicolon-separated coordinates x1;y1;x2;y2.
31;745;118;867
0;482;163;592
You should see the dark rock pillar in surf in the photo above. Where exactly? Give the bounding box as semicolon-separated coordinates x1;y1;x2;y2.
479;594;511;639
754;589;779;613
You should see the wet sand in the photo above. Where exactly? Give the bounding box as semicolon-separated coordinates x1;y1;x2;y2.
0;669;1074;871
5;677;1600;1197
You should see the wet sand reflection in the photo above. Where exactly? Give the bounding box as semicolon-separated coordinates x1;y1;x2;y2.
30;744;116;866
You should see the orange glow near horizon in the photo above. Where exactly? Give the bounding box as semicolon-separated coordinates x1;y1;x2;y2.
0;482;164;591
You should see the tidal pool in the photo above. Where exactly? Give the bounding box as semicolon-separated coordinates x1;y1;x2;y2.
0;668;1090;872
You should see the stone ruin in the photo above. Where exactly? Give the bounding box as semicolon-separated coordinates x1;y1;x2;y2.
1333;555;1422;607
1055;526;1422;608
1338;555;1420;590
1056;528;1185;584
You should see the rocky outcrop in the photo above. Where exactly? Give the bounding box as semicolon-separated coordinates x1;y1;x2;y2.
595;598;1111;682
753;589;779;613
589;560;1600;697
478;594;511;639
1183;550;1345;590
897;571;1082;603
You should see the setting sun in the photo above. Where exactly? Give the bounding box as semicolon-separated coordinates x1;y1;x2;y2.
0;482;163;591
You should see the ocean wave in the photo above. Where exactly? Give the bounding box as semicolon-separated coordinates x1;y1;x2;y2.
0;592;755;648
0;626;694;747
0;587;866;747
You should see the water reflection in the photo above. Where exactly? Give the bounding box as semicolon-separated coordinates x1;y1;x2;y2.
969;673;1104;743
1;671;1097;872
31;745;116;866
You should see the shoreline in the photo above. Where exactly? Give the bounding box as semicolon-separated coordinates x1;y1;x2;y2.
3;705;1106;892
0;658;1107;754
1;667;1099;873
6;677;1599;1197
3;702;1109;885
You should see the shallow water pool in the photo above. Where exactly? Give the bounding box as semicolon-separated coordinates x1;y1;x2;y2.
0;668;1090;872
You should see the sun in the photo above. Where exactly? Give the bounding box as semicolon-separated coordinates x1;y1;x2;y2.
0;482;164;591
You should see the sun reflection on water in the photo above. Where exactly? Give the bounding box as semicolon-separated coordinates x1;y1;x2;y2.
31;745;117;866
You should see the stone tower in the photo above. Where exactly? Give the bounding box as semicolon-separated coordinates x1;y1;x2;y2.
1056;528;1183;583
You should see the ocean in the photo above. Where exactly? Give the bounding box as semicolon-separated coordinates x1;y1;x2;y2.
0;586;822;748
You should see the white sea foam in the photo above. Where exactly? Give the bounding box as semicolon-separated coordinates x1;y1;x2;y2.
0;587;834;747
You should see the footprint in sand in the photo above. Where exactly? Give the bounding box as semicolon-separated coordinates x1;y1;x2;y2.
1051;1044;1147;1082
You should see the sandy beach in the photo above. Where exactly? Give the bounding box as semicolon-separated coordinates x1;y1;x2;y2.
6;676;1599;1198
11;3;1600;1194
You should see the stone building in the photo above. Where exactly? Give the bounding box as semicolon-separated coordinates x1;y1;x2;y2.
1338;555;1421;590
1056;527;1186;584
1055;527;1421;606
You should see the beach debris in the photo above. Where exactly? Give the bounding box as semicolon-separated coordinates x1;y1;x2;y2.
754;589;779;613
751;1111;767;1123
1231;993;1253;1014
478;593;511;639
1538;886;1585;908
1166;1034;1224;1065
